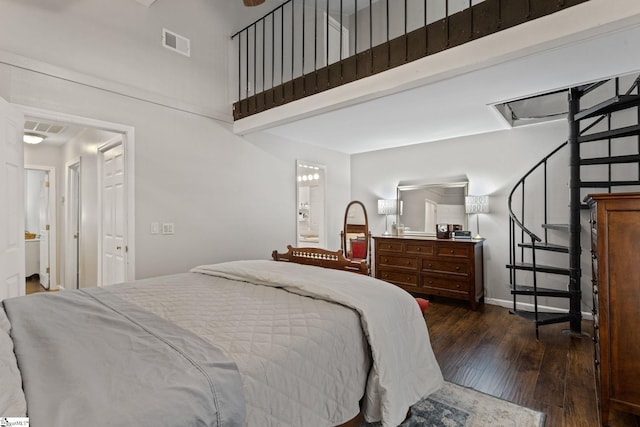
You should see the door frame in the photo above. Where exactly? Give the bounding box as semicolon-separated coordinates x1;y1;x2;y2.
17;105;136;285
24;164;57;290
97;136;126;286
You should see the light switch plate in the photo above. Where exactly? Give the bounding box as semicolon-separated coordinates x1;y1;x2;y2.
151;222;159;234
162;223;174;235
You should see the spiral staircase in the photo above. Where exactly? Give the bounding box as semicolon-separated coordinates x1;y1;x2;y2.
507;73;640;339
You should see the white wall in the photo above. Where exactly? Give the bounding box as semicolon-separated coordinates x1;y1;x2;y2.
351;120;592;311
0;0;351;281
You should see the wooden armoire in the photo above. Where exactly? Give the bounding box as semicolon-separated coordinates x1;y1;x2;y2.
585;192;640;425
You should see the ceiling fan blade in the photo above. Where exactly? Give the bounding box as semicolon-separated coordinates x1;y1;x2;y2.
243;0;265;6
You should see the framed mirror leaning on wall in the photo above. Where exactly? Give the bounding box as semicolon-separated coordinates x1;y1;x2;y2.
396;181;468;236
296;160;326;248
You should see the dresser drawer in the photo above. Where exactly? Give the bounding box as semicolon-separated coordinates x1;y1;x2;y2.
435;243;470;258
378;269;419;286
376;241;403;253
422;259;469;275
378;255;418;269
406;242;435;255
423;275;469;292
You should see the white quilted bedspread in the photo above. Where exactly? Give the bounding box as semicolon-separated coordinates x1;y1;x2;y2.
191;260;444;427
107;266;371;427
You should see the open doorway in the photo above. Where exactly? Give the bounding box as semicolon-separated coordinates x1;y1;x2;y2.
20;106;135;292
24;166;56;293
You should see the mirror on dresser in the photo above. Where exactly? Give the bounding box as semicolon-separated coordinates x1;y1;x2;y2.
396;181;468;236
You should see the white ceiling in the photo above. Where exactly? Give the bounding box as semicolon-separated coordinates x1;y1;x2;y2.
232;1;640;154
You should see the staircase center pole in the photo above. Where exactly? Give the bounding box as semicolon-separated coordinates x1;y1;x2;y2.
568;87;582;334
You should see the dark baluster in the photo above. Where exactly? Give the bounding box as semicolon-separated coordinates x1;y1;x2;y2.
446;0;449;48
291;0;294;85
354;0;358;55
326;0;330;66
369;0;372;71
404;0;407;61
253;24;257;97
386;0;389;65
314;0;318;71
281;7;284;87
340;0;343;82
237;33;241;103
272;12;275;88
543;160;548;243
424;0;427;54
245;29;249;99
302;0;306;82
469;0;473;39
262;19;265;92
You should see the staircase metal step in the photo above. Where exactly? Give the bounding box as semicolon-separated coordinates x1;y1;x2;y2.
511;285;571;298
506;262;570;275
518;242;569;253
541;223;569;232
574;95;640;121
509;309;573;326
580;180;640;188
577;124;640;143
580;154;640;166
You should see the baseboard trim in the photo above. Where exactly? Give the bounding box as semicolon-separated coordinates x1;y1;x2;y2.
485;297;593;321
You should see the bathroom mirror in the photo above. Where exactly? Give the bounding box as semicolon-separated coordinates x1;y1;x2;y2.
396;181;468;236
296;160;326;248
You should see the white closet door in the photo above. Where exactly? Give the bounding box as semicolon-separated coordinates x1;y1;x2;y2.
101;141;126;286
0;97;25;300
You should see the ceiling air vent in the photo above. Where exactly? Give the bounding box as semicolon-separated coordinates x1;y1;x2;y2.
24;120;66;134
162;28;190;57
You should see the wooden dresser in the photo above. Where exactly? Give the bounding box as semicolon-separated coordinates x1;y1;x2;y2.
586;192;640;425
373;236;484;310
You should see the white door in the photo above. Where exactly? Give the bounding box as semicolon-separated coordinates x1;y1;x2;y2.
38;172;50;289
0;97;25;300
65;160;81;290
100;140;126;286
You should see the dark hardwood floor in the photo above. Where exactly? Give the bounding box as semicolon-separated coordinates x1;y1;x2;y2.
425;299;640;427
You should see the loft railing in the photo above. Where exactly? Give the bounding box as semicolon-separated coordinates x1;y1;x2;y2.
231;0;590;120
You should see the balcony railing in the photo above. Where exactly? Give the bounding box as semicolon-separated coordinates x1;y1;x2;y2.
231;0;589;120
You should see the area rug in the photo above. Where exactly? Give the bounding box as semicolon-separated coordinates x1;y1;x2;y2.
362;382;545;427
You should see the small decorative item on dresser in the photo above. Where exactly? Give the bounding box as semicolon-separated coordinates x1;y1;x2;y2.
436;224;462;239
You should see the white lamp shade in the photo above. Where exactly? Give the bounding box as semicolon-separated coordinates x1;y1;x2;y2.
465;195;489;214
378;199;397;215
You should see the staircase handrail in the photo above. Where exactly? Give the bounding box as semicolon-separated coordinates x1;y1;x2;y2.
507;140;568;242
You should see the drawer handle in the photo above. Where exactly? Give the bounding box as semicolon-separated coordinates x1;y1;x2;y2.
450;249;455;254
384;258;389;262
455;266;460;271
406;261;412;266
428;280;433;284
407;276;412;281
427;264;432;268
417;247;422;251
456;284;460;288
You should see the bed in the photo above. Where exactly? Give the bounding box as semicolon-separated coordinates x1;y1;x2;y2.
1;246;443;427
